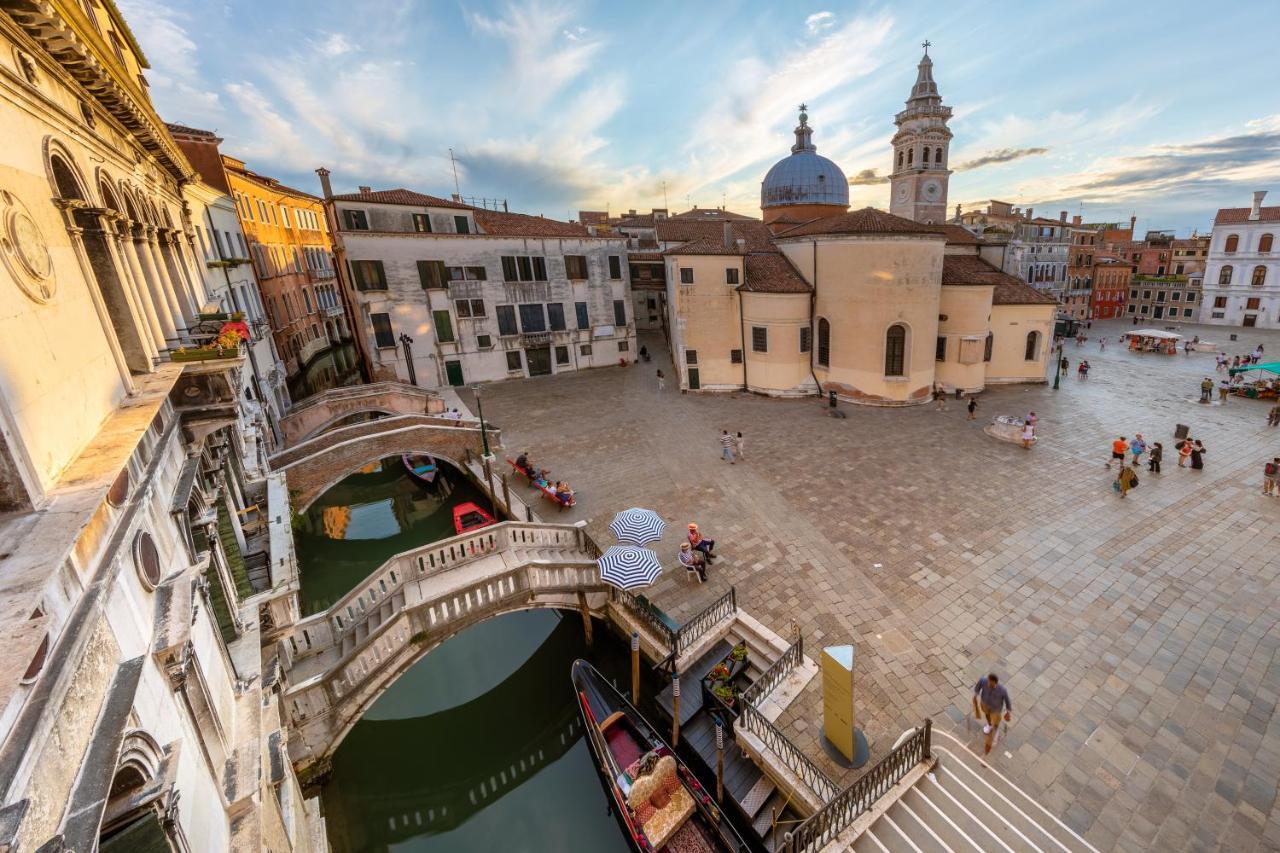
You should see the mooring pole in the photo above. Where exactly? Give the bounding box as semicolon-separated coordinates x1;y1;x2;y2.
671;672;681;746
715;720;725;803
484;457;494;502
577;591;593;646
630;631;640;704
501;474;511;515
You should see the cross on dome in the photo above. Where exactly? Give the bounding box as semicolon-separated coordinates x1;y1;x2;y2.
922;39;931;55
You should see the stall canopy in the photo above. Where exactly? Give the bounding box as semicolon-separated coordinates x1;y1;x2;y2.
1126;329;1183;340
1229;361;1280;377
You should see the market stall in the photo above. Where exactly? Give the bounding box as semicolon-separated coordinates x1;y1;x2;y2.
1124;329;1182;354
1227;362;1280;399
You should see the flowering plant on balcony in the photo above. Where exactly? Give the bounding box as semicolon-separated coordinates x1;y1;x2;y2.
171;322;247;362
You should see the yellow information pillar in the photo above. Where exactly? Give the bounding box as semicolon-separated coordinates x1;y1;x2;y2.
821;645;869;768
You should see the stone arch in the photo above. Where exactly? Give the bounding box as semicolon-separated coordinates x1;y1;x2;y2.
300;408;396;442
112;729;165;795
294;446;471;514
44;138;91;204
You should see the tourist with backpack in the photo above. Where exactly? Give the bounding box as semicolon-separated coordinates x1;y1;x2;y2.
1265;458;1279;496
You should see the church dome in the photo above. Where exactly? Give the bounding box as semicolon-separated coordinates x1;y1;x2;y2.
761;107;849;210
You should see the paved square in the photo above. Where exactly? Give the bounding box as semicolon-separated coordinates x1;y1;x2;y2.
463;320;1280;852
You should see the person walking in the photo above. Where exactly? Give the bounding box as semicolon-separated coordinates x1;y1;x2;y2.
1021;421;1035;449
1199;377;1214;403
1116;463;1138;498
733;431;746;461
1026;411;1038;433
687;523;717;562
933;383;947;411
1059;355;1069;376
718;430;735;463
1190;440;1206;470
656;369;665;392
1218;377;1231;403
1264;457;1279;497
1148;442;1163;474
972;673;1013;755
1099;337;1106;351
1107;436;1127;469
1129;434;1147;466
678;542;707;582
1268;402;1280;427
967;395;978;420
1178;438;1193;467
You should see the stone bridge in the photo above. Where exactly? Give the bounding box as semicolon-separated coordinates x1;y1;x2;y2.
280;381;446;446
269;415;500;511
278;521;607;769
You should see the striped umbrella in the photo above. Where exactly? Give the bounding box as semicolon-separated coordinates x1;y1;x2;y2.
608;508;667;545
596;545;664;591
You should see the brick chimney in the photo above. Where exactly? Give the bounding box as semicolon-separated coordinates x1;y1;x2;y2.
315;167;333;199
723;221;734;249
1250;190;1268;221
1025;207;1033;221
1072;215;1081;226
1059;211;1068;223
358;186;371;195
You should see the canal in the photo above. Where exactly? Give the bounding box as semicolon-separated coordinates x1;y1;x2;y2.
288;341;361;403
299;457;635;853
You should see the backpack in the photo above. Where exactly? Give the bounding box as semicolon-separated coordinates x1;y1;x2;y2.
1267;462;1278;478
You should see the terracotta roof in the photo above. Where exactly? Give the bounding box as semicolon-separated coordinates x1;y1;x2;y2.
330;188;472;209
628;252;662;261
668;207;758;222
742;253;811;294
472;209;590;238
774;208;943;238
941;255;1020;287
1214;207;1280;225
658;220;776;254
993;280;1058;306
164;122;219;140
932;223;982;245
617;215;655;227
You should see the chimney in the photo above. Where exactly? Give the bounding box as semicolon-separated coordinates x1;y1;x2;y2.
1072;215;1081;226
358;186;371;195
1025;207;1033;221
1250;190;1268;221
1059;210;1067;223
735;238;746;252
1129;215;1136;233
315;167;333;199
723;221;734;249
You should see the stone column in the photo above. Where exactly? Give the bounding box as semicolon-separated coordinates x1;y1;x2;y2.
96;214;159;361
131;225;178;342
145;227;187;335
163;229;203;322
114;219;167;349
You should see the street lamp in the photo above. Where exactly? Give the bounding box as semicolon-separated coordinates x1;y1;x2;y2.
398;333;417;386
471;383;493;459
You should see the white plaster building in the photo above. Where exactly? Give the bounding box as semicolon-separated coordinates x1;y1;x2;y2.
0;2;313;850
1198;190;1280;328
318;179;635;387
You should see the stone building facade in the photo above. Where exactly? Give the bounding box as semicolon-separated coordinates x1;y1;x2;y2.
1199;191;1280;328
319;179;635;387
0;2;314;849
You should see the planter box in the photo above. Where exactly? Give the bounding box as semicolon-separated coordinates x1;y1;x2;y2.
171;347;241;363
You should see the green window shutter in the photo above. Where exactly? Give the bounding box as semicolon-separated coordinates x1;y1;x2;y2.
501;256;519;281
433;310;455;343
351;260;367;290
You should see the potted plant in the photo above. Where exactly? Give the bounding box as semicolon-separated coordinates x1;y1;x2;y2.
707;663;731;683
711;682;736;708
730;642;748;663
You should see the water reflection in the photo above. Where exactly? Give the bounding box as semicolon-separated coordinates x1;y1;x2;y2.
321;610;634;853
295;456;494;615
289;342;361;402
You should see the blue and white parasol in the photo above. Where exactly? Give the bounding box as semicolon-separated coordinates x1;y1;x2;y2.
596;545;664;591
608;508;667;546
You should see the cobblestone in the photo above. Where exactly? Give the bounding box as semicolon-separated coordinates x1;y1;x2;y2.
464;319;1280;851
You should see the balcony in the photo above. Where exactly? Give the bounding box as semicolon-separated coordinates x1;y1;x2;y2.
307;267;335;282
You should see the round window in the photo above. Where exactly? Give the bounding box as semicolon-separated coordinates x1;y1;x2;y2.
107;467;130;507
133;531;161;589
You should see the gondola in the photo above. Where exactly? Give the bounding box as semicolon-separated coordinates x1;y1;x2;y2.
452;502;496;535
401;452;437;486
571;660;750;853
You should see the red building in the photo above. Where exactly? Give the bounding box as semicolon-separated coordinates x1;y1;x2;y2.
1089;254;1134;319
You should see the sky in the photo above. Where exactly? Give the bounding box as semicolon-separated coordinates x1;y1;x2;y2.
124;0;1280;236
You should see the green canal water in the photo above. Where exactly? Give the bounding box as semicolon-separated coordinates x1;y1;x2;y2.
299;458;634;853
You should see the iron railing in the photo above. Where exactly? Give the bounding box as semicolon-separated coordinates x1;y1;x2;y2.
674;587;736;657
739;702;839;803
783;719;933;853
613;589;678;653
741;635;804;706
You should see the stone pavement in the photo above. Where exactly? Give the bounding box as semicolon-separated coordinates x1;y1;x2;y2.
461;320;1280;852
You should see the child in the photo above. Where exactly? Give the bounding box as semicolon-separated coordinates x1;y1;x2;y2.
967;396;978;420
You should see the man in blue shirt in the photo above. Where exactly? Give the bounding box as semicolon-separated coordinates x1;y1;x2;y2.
973;673;1013;755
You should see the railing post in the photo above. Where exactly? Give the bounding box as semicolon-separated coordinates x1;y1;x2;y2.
525;504;533;522
924;716;932;759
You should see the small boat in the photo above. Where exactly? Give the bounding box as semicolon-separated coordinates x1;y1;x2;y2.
452;502;496;535
402;452;437;485
571;660;750;853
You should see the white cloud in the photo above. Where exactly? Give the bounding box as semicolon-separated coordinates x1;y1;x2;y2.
805;11;835;35
314;33;355;58
117;0;222;126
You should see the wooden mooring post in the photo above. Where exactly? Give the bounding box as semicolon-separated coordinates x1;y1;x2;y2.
501;474;511;515
715;720;724;803
671;672;681;746
630;631;640;703
577;591;593;646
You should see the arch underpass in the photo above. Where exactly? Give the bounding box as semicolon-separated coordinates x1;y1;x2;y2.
279;381;448;446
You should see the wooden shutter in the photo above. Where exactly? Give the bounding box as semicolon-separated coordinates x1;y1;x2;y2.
501;256;519;281
432;310;455;343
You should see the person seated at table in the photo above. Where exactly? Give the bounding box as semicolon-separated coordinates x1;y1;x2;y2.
678;542;706;582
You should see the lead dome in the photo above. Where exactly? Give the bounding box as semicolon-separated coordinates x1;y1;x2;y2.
760;106;849;210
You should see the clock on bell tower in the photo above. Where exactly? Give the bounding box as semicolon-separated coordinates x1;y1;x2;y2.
889;42;953;225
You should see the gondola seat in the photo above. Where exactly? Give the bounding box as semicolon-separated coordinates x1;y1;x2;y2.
625;756;694;848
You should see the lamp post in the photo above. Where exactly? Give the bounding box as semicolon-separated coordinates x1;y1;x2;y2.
471;383;493;460
399;333;417;386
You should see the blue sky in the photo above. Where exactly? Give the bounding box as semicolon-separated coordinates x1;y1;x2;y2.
126;0;1280;235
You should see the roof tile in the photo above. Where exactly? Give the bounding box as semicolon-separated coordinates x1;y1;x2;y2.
1214;206;1280;225
472;209;590;238
774;208;943;238
330;188;472;209
742;253;811;293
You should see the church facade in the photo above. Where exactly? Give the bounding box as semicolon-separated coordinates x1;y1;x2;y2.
663;49;1056;405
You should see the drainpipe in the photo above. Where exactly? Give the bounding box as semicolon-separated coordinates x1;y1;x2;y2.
737;281;748;392
808;240;822;396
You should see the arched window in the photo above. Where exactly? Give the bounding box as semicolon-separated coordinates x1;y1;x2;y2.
885;324;906;376
923;147;930;164
1225;234;1239;253
935;147;944;166
897;150;903;169
1253;265;1267;287
1024;331;1040;361
49;154;84;200
817;318;830;367
907;148;914;166
1261;233;1274;253
1219;265;1233;285
983;332;994;362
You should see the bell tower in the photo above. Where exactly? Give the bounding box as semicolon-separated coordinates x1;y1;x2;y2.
889;42;952;225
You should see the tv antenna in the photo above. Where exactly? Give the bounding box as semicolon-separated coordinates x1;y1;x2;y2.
449;148;461;196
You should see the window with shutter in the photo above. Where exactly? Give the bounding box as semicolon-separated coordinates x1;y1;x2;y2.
496;305;518;336
555;346;569;365
433;310;455;343
352;260;386;291
501;256;519;281
517;257;533;281
417;260;446;288
454;300;472;318
575;301;589;329
506;350;522;371
726;268;740;284
548;303;566;331
466;266;487;280
533;257;547;281
518;303;546;332
608;256;622;279
565;255;588;279
412;213;431;232
371;313;394;347
613;300;626;326
344;209;369;230
454;215;470;234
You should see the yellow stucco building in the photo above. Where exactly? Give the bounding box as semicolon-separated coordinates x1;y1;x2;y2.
662;50;1055;405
